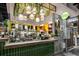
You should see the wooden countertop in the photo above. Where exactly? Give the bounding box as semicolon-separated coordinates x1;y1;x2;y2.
5;38;58;49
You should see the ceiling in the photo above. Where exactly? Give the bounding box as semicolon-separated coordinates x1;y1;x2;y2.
73;3;79;9
63;3;79;12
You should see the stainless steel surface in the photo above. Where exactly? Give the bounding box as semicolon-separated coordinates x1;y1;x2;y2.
5;37;57;47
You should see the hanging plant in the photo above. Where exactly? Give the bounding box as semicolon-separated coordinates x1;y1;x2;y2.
4;19;8;27
14;3;19;16
18;3;26;14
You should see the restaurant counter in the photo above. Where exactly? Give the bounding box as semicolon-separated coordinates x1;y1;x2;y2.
0;37;58;56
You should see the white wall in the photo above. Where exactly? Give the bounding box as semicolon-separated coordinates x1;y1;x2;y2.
52;3;79;17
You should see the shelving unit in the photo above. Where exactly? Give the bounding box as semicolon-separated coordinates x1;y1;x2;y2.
48;23;52;34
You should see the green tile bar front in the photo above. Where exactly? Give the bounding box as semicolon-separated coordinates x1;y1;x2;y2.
0;42;54;56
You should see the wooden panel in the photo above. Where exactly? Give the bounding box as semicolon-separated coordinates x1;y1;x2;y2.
50;4;55;11
42;3;49;9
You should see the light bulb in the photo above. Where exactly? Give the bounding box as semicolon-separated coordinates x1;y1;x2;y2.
25;26;28;30
26;11;31;14
36;17;40;22
24;16;27;19
26;5;31;11
40;9;45;16
19;14;23;18
29;14;34;20
23;16;27;20
32;7;37;14
18;14;24;20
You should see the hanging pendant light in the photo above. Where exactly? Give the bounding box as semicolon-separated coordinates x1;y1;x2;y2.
18;14;24;20
26;5;31;14
32;7;37;14
23;16;27;20
40;8;45;16
36;17;40;22
29;14;34;20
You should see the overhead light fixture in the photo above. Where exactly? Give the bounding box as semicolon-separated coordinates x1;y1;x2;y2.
40;9;45;16
40;16;44;21
26;5;31;14
29;14;34;20
36;17;40;22
23;16;27;20
25;26;28;30
32;7;37;14
24;16;27;19
18;14;24;18
18;14;24;20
